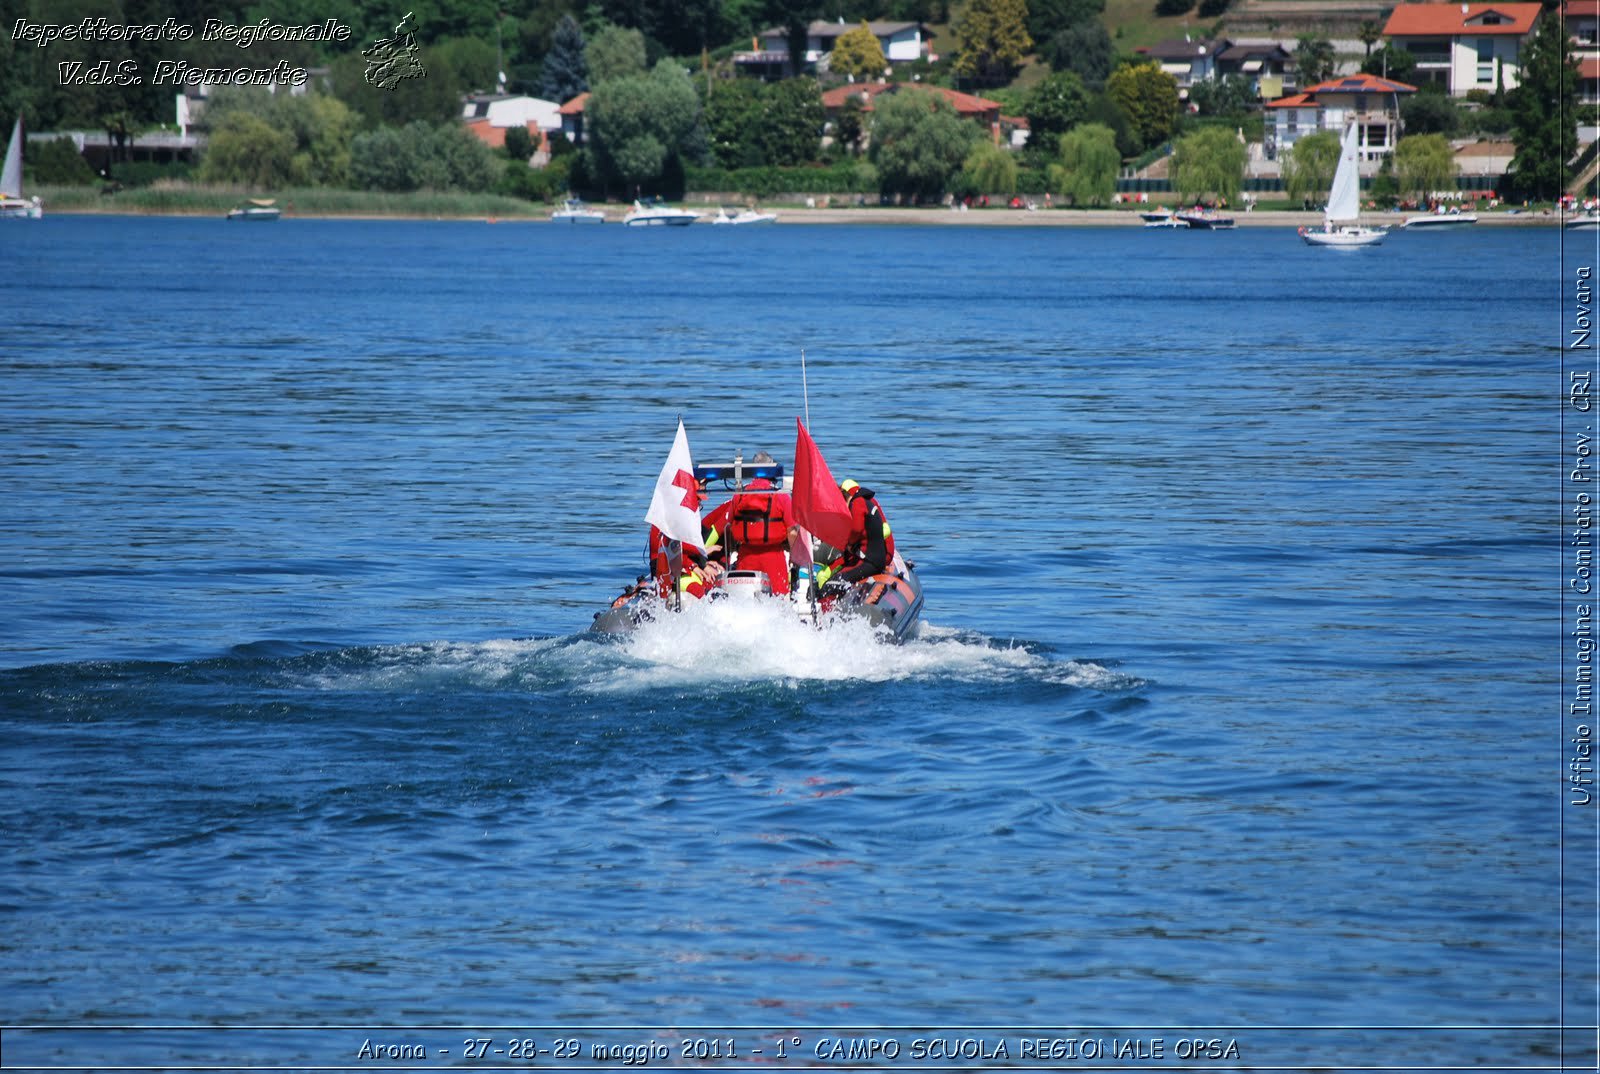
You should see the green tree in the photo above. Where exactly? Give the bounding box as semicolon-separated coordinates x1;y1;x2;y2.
1394;132;1457;202
505;125;535;161
29;138;98;185
1047;121;1118;205
764;0;827;77
761;78;825;165
1358;20;1382;59
587;59;703;195
199;113;298;188
952;0;1033;87
349;121;499;192
1281;129;1339;203
432;36;499;93
1023;71;1090;157
587;24;649;83
1295;34;1336;87
542;14;590;103
1188;74;1255;117
834;95;868;156
329;46;463;127
869;89;982;202
1505;12;1578;199
961;142;1018;194
1043;22;1114;89
1027;0;1102;43
1170;125;1245;203
1105;62;1179;153
706;78;766;167
204;88;357;187
1361;44;1416;83
1401;93;1460;136
832;22;888;80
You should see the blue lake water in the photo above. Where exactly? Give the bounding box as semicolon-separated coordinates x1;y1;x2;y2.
0;214;1594;1070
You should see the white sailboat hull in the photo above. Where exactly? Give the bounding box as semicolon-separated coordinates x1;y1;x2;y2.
1300;225;1385;247
1303;123;1380;248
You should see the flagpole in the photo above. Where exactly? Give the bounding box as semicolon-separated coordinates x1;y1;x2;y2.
800;348;811;430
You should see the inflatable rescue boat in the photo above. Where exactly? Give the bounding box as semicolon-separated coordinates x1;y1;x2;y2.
590;436;924;642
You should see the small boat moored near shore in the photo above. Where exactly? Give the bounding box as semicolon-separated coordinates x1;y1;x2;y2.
551;197;606;223
1140;208;1188;229
226;198;281;221
1402;205;1478;229
623;199;699;227
712;206;778;225
1177;206;1235;230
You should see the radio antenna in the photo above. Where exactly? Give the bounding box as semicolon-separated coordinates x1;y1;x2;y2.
801;348;811;429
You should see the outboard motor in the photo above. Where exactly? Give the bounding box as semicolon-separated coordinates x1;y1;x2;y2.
720;570;772;601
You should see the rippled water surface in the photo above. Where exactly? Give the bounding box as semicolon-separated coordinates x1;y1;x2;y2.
0;216;1590;1068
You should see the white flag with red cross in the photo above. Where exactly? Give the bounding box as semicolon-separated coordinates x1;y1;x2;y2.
644;418;705;553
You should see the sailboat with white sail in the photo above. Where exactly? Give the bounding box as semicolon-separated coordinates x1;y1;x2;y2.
1;116;43;219
1299;123;1383;248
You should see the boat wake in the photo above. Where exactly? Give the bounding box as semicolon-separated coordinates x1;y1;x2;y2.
251;598;1139;698
594;598;1132;692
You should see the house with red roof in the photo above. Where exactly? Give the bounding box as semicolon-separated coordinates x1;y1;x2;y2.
1381;2;1542;96
1567;1;1600;106
820;82;1010;148
1264;73;1416;164
462;94;563;162
559;92;590;147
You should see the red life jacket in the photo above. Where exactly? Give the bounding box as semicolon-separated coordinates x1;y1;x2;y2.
728;487;787;548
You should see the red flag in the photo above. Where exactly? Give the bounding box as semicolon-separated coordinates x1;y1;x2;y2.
792;419;853;551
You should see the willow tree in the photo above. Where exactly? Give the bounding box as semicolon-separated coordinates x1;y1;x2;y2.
962;142;1018;195
1048;122;1119;205
870;90;982;202
1394;133;1458;203
1171;125;1246;204
1281;129;1339;204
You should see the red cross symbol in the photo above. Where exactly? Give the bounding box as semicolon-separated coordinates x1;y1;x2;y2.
672;469;702;511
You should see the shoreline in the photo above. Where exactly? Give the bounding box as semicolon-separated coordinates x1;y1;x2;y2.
41;203;1562;227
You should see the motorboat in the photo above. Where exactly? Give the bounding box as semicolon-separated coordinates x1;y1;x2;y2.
550;197;605;223
1299;123;1385;248
1141;208;1188;229
711;206;778;225
592;422;924;643
1177;206;1235;229
1402;205;1478;229
622;199;699;227
0;116;42;220
226;198;281;221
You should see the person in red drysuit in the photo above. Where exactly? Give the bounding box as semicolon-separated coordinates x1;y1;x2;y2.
725;476;795;595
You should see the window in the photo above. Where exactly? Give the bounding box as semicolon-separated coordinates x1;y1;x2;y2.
1476;38;1495;84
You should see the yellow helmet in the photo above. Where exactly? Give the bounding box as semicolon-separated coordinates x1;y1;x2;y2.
840;479;859;495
